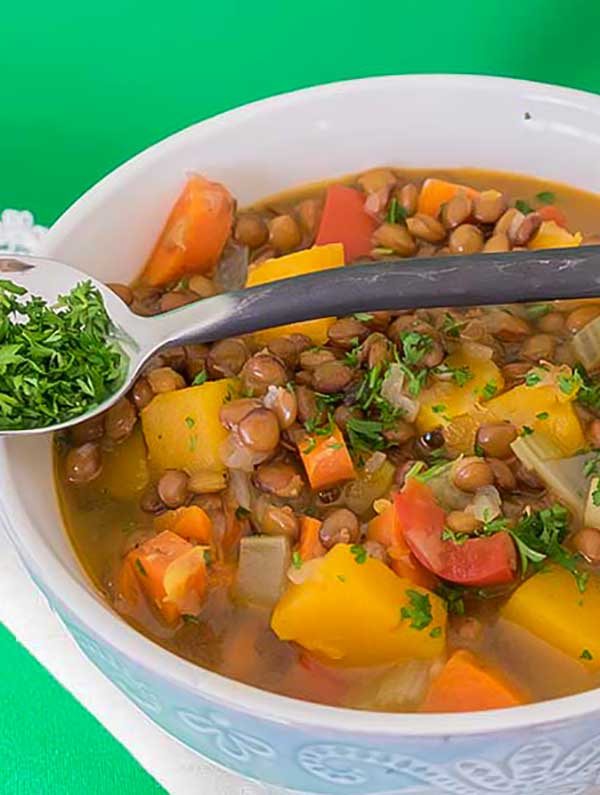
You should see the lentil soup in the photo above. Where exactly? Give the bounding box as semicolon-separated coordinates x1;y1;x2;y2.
56;167;600;712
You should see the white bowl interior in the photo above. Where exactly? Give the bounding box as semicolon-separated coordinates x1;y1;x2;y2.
4;74;600;732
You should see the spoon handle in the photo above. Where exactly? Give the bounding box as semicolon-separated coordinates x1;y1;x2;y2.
145;245;600;348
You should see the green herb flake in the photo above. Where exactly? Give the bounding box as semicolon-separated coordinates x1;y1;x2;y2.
525;303;551;320
521;426;534;437
580;648;593;661
135;558;147;577
525;371;542;387
536;191;556;205
400;589;433;631
189;435;198;452
515;199;534;215
235;506;251;520
429;626;442;639
336;574;347;583
192;370;208;386
350;544;368;564
558;371;583;397
432;404;447;414
481;381;498;400
182;614;200;624
386;197;408;224
353;312;373;322
441;527;470;545
184;416;195;429
0;280;127;430
436;583;466;616
302;437;317;455
399;330;434;366
440;312;462;338
292;551;303;570
536;411;549;420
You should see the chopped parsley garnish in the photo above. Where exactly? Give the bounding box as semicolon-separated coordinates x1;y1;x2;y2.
480;381;498;400
135;558;147;577
558;370;582;397
399;331;433;366
291;551;303;570
0;280;127;430
515;199;533;215
182;614;200;624
441;527;470;545
525;303;551;320
432;404;447;414
583;451;600;479
436;583;466;616
536;411;549;420
184;416;195;428
189;435;198;452
192;369;208;385
386;197;408;224
536;191;555;205
580;649;593;661
350;544;368;564
429;626;442;639
525;371;542;387
346;418;386;452
520;426;534;436
336;574;347;583
353;312;373;322
302;436;317;454
575;365;600;413
510;504;587;590
440;312;462;338
235;506;251;520
400;589;433;630
434;363;474;388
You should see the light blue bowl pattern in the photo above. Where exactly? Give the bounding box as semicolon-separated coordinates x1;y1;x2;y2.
25;563;600;795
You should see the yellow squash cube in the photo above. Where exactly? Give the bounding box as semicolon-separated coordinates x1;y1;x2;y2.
141;379;237;475
271;544;447;667
246;243;344;345
417;347;503;434
502;565;600;670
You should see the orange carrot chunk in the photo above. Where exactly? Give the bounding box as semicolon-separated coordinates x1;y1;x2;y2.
298;424;355;490
127;530;207;623
420;650;525;712
538;204;568;228
417;178;479;218
297;516;326;561
140;174;233;287
154;505;213;544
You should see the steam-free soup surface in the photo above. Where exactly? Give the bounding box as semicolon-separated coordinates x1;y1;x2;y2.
56;167;600;712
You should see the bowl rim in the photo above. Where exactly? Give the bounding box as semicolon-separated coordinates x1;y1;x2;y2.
27;72;600;736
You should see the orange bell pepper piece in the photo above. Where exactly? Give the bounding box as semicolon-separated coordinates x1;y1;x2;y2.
140;174;233;287
298;424;355;490
417;178;478;218
538;204;567;228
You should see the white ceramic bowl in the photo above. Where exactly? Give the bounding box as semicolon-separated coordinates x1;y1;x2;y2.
3;75;600;795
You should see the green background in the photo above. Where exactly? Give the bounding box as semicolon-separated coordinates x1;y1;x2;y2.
0;1;598;792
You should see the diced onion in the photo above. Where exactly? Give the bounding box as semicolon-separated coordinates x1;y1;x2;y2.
214;240;249;291
466;485;502;522
364;451;387;476
381;364;420;421
229;468;252;509
220;433;267;472
462;341;494;360
287;557;322;585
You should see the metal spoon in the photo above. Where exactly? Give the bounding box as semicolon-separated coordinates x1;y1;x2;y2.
4;245;600;436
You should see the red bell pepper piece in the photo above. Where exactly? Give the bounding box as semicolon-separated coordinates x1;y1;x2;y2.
315;184;377;262
394;479;516;587
538;205;568;228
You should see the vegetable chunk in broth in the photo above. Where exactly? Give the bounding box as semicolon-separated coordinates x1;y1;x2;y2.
56;167;600;713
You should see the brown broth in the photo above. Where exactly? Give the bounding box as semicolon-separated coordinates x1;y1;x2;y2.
57;167;600;711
